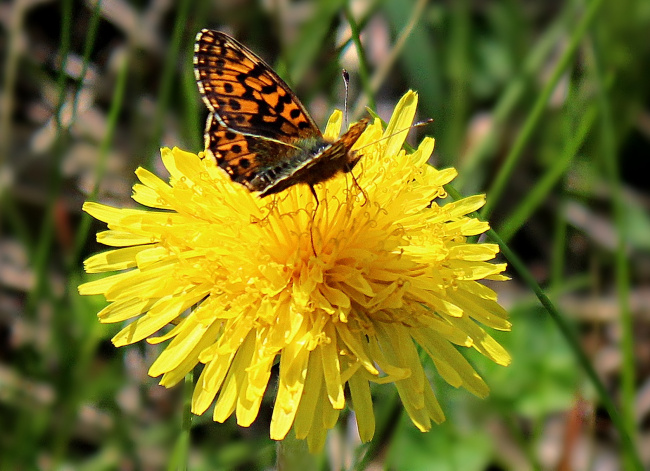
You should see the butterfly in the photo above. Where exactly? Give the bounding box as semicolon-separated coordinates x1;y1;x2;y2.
193;29;369;198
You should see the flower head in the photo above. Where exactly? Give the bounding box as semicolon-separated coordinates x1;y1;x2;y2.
80;91;510;451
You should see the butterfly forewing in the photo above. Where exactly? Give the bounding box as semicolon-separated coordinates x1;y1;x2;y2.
194;29;320;143
204;113;298;191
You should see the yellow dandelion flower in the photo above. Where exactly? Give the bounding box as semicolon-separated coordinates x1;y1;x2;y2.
79;91;510;452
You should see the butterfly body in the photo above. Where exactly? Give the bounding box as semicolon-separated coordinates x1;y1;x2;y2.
194;29;368;197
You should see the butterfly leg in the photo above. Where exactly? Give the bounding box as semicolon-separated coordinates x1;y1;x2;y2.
347;166;369;206
309;184;320;209
308;184;320;256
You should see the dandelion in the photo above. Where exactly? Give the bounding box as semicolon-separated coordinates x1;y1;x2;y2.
79;91;510;451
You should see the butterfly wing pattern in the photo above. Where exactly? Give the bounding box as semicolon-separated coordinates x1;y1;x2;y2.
193;29;368;197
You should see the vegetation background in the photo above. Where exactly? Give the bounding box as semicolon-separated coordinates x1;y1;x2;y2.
1;0;649;469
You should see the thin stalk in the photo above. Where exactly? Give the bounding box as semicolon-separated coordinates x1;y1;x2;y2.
443;0;470;165
350;0;428;119
550;73;578;296
336;0;381;56
550;202;569;296
52;274;105;466
454;5;571;189
590;23;636;463
0;0;27;167
69;0;102;127
497;103;598;242
70;48;131;267
146;0;193;168
182;55;202;152
27;0;74;310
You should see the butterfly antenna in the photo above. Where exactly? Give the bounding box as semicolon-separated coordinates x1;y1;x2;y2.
309;184;320;256
354;119;434;153
342;69;350;130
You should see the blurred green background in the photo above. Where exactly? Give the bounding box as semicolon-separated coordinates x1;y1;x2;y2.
2;0;650;469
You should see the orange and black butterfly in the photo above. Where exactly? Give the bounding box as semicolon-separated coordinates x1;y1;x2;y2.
193;29;368;198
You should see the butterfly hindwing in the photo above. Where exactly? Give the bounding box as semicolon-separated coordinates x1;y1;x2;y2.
194;29;320;143
204;113;299;191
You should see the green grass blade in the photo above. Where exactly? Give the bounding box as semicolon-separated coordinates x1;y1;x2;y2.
0;0;28;167
69;0;102;127
481;0;606;219
281;0;347;87
454;5;571;190
344;3;376;112
352;0;428;119
70;49;131;268
591;21;636;461
27;0;74;310
441;0;471;166
182;52;202;152
497;103;598;242
146;0;194;168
